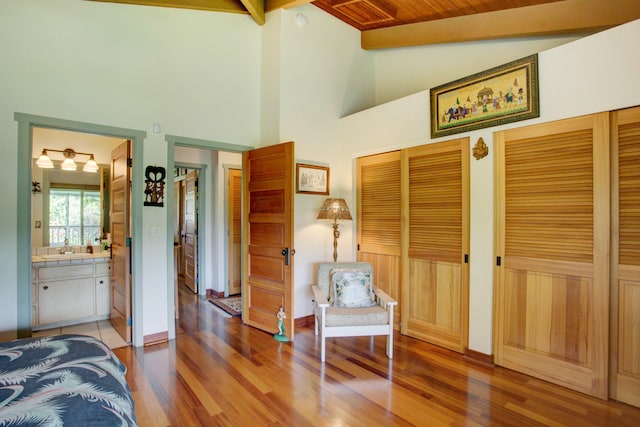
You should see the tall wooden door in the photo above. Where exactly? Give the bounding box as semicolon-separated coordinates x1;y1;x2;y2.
356;151;402;328
242;142;294;340
610;106;640;407
401;139;470;353
494;113;610;399
110;139;131;343
228;169;242;296
183;170;198;293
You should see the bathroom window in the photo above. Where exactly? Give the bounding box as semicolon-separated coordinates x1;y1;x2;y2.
49;189;100;247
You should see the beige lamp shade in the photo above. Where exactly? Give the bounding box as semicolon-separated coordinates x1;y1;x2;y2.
317;198;352;221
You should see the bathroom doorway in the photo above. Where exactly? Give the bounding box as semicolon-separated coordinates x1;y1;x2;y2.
16;113;145;345
31;128;131;343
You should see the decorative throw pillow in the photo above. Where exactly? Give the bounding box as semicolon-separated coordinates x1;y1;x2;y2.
330;269;375;308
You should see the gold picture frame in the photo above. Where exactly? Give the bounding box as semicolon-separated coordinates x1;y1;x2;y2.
296;163;329;195
430;54;539;138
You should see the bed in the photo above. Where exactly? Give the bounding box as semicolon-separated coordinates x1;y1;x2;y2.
0;334;137;426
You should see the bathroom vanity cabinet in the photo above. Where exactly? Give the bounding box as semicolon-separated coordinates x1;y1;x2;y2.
31;253;111;329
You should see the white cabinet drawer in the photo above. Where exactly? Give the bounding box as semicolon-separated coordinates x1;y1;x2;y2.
95;262;111;276
38;264;94;280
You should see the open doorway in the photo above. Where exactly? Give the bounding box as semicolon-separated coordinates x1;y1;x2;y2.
166;139;248;339
31;128;132;345
227;167;242;297
15;113;145;345
174;167;199;295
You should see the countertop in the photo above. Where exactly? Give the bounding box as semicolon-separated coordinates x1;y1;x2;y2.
32;251;112;266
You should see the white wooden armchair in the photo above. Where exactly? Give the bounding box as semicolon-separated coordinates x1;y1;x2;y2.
312;262;397;362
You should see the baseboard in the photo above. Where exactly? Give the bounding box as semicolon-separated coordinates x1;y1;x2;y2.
144;331;169;346
295;314;314;328
462;348;495;368
206;289;224;299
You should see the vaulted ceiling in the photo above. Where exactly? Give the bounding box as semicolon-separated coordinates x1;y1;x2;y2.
89;0;640;49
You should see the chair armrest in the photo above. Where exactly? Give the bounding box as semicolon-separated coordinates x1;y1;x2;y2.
374;288;397;308
312;285;330;308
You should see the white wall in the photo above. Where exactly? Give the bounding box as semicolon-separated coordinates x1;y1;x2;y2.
373;35;583;106
0;0;261;340
340;19;640;354
265;5;376;319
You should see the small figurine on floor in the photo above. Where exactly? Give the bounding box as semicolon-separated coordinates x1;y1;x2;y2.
274;306;289;342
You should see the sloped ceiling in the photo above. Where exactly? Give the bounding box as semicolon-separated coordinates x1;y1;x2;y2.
88;0;640;49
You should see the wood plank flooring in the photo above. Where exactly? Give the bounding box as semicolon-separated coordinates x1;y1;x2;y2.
113;285;640;426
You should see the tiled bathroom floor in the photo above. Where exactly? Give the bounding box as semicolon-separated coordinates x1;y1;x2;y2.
32;320;129;349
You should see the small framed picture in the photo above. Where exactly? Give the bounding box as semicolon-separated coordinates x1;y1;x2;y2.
296;163;329;195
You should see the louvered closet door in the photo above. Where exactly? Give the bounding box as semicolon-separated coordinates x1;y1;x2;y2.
611;106;640;407
494;113;610;399
356;151;402;327
401;139;470;353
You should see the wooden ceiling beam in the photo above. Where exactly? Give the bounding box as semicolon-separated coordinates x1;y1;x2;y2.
265;0;313;12
240;0;265;24
88;0;249;14
362;0;640;50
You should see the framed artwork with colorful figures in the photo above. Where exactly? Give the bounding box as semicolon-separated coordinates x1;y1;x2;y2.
430;54;539;138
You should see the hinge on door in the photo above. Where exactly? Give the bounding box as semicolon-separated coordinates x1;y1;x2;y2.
357;244;360;251
464;254;469;264
126;317;132;326
127;158;133;167
496;256;502;266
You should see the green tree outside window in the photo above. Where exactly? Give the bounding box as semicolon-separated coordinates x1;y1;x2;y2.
49;189;100;246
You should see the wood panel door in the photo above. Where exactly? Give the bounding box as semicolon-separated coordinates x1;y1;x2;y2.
242;142;294;340
183;170;198;293
110;139;131;343
401;138;470;353
356;151;402;328
610;106;640;407
228;168;242;296
494;113;610;399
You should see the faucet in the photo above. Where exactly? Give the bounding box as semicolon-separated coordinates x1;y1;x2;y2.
60;238;73;254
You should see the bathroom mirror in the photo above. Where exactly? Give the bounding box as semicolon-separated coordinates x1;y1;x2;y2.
32;162;110;248
31;127;123;250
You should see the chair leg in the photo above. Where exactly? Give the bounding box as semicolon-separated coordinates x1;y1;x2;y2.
314;315;318;336
321;334;326;362
387;331;394;359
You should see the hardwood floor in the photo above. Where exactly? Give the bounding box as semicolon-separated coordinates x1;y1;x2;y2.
113;285;640;426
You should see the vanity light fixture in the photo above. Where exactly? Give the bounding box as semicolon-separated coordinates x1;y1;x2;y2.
36;148;99;173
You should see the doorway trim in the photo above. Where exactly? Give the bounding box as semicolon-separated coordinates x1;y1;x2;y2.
15;112;146;346
165;134;253;340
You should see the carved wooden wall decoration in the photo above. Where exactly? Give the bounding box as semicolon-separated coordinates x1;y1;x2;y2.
473;138;488;160
144;165;166;207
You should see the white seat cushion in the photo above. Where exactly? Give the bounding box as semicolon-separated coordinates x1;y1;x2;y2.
324;305;389;327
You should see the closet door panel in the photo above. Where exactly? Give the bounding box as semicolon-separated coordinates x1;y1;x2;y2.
402;139;469;353
494;113;610;399
611;106;640;407
356;151;402;327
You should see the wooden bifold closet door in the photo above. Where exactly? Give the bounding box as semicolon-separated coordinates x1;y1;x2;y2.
356;139;470;353
401;139;470;353
494;113;610;399
611;106;640;407
356;151;402;328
